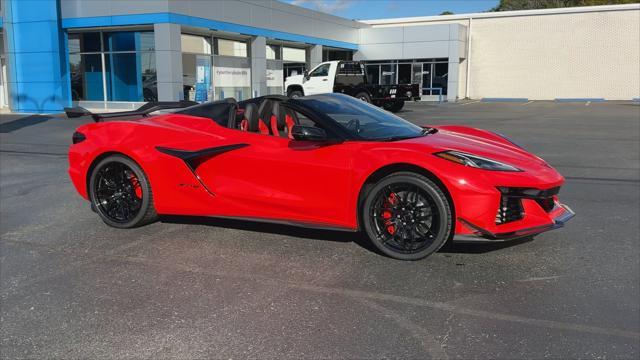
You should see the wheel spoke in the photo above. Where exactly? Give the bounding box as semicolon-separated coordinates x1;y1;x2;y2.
370;180;442;255
94;161;144;224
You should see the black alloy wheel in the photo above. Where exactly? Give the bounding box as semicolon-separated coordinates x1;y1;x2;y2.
362;172;452;260
89;155;157;228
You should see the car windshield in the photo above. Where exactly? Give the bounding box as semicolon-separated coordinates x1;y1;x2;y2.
298;94;427;141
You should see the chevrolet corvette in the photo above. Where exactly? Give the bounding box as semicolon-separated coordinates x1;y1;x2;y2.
67;93;574;260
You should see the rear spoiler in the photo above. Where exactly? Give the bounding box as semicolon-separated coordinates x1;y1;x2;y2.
64;101;198;122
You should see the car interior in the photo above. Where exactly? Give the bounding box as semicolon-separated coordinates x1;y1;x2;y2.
175;96;329;140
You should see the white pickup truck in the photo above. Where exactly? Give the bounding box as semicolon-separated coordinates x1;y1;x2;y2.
284;60;420;112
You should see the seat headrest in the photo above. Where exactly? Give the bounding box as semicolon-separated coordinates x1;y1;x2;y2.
271;102;285;130
244;103;259;132
283;107;299;126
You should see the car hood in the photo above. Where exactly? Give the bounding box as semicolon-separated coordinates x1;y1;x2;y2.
397;125;553;173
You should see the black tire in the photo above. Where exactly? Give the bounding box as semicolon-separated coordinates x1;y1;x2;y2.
288;89;304;98
361;172;452;260
354;92;371;103
88;155;158;228
385;100;405;113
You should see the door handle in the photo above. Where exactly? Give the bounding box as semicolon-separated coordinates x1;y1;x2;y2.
322;79;328;81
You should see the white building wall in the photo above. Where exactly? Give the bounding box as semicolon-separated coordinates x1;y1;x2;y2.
468;10;639;100
363;5;640;100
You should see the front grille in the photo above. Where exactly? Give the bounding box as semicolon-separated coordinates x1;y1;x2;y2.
494;186;561;224
495;196;524;224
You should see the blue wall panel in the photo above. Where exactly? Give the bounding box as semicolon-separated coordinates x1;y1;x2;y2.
4;0;71;113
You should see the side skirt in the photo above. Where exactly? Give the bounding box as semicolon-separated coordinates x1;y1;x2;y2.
164;214;359;233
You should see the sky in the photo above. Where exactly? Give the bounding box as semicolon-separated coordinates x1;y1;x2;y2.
281;0;500;20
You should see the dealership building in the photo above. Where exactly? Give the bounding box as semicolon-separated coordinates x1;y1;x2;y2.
0;0;638;113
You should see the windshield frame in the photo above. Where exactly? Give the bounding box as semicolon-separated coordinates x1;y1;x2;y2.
290;93;428;142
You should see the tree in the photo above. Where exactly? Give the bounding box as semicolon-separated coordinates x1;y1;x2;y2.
490;0;636;11
440;11;454;15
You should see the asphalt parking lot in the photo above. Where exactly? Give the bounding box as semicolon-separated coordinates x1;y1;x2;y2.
1;100;639;358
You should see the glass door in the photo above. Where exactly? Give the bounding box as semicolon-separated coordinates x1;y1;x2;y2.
366;64;380;85
421;63;433;95
381;64;396;85
432;63;448;96
397;63;412;84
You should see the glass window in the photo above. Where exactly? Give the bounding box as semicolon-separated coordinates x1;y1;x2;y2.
397;64;412;84
309;63;330;77
432;63;448;95
69;32;101;53
422;63;432;95
104;52;157;101
366;65;379;85
70;53;104;101
411;63;422;85
266;44;281;60
103;31;154;52
181;34;212;54
282;47;305;62
381;64;396;85
183;54;213;102
284;63;305;80
299;95;425;140
323;49;353;61
216;39;247;57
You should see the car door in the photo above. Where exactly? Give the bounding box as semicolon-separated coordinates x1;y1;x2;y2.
194;120;357;228
303;63;332;95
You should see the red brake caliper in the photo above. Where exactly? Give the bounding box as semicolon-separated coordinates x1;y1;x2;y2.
127;173;142;199
383;192;399;235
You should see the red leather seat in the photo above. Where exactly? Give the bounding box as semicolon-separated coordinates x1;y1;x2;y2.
270;102;287;138
256;99;274;135
239;103;258;132
283;107;299;139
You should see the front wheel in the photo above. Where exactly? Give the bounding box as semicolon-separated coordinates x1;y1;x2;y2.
354;92;371;103
89;155;158;228
362;172;452;260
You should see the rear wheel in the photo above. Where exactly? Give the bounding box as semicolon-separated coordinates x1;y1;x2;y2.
288;89;304;98
362;172;452;260
89;155;157;228
384;100;405;113
354;92;371;103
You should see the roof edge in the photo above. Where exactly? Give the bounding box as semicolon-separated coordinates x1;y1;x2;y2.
359;3;640;25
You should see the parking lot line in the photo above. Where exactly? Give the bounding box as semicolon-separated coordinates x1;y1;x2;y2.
521;100;534;105
459;100;480;106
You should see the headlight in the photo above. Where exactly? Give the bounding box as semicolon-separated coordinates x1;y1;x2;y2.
434;150;522;172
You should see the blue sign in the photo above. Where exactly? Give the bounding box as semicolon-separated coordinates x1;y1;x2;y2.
195;55;211;103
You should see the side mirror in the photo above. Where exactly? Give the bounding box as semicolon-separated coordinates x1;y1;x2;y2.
303;70;310;81
291;125;327;141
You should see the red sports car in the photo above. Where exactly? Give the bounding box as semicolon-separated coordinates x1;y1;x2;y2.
67;94;574;260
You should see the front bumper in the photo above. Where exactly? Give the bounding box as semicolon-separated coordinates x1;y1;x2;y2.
453;204;575;242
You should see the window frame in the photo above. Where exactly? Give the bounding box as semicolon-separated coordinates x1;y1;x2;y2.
309;63;331;77
68;30;157;103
